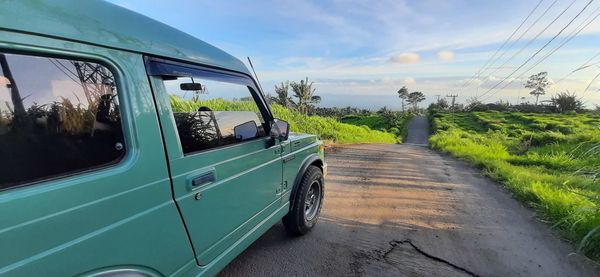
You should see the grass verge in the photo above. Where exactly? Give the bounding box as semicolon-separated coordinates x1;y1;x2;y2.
429;111;600;261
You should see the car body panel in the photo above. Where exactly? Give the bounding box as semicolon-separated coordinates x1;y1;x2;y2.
0;31;195;276
148;70;284;265
0;0;249;75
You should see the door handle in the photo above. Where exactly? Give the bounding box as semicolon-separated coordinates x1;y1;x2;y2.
191;171;215;188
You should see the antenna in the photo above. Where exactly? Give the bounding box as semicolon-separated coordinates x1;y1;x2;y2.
247;57;265;94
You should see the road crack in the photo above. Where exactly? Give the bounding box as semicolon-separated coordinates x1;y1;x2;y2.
384;240;479;277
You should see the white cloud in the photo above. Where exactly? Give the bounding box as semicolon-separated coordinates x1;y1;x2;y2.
403;77;416;86
389;53;420;64
437;51;455;61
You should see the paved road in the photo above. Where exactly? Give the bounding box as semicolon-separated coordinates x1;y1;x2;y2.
403;115;430;145
219;117;598;277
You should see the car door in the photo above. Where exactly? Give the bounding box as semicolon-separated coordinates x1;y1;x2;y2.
146;58;284;265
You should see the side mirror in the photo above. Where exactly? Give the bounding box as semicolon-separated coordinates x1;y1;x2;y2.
234;121;258;141
270;119;289;141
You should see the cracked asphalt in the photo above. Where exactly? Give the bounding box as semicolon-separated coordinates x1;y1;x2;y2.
219;116;599;277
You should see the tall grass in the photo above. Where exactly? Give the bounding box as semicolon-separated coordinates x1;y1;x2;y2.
340;112;413;142
429;111;600;260
169;96;397;144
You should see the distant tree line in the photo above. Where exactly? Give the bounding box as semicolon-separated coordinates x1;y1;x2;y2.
428;71;595;114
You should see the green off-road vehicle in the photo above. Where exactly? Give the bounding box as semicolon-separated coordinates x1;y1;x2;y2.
0;1;326;276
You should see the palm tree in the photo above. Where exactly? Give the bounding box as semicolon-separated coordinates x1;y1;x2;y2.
271;81;296;108
290;77;321;114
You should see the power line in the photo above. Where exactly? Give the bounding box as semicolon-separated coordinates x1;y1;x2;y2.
463;0;559;93
476;0;595;103
583;70;600;93
482;4;600;101
473;0;575;98
48;59;81;84
482;1;599;102
555;50;600;84
516;5;600;80
458;0;545;91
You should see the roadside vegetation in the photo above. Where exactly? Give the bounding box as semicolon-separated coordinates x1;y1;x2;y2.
340;108;413;142
170;96;397;144
429;111;600;260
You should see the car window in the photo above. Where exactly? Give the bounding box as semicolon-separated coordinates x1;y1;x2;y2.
0;53;125;190
164;76;267;154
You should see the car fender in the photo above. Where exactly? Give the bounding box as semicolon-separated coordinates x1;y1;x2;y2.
289;154;323;211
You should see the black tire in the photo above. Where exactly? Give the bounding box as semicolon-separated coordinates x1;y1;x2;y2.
283;165;324;236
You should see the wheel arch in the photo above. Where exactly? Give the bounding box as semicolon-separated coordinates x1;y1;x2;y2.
289;154;323;211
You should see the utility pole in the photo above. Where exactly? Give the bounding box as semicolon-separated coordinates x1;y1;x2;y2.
435;94;441;102
446;94;458;123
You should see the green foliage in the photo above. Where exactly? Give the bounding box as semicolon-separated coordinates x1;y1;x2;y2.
271;81;296;108
312;106;371;119
551;91;584;113
341;109;413;141
525;71;550;105
430;111;600;260
169;96;397;144
397;86;409;112
289;77;321;115
406;91;426;111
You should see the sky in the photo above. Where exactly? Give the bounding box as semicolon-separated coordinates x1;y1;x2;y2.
108;0;600;110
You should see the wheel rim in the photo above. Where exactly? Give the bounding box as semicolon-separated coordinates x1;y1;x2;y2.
304;180;322;221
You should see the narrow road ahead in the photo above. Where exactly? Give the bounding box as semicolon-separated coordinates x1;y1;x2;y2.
220;117;598;277
403;115;430;145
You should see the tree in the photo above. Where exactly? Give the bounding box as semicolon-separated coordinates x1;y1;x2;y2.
406;91;426;111
427;98;450;112
290;77;321;114
435;98;450;110
551;91;584;113
0;54;27;128
465;97;483;111
271;81;296;108
525;72;550;105
397;86;409;112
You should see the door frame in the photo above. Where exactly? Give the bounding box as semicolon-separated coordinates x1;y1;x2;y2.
144;56;285;265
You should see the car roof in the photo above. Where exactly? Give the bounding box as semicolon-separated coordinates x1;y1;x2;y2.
0;0;251;75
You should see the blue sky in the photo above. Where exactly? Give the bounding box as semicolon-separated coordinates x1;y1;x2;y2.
109;0;600;109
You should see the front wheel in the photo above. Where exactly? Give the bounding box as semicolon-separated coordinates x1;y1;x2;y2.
283;165;324;236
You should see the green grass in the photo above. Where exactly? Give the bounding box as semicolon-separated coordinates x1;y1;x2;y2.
340;113;413;142
429;111;600;260
340;114;389;130
170;96;397;144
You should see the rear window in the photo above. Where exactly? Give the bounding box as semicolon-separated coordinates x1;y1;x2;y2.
0;53;125;190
